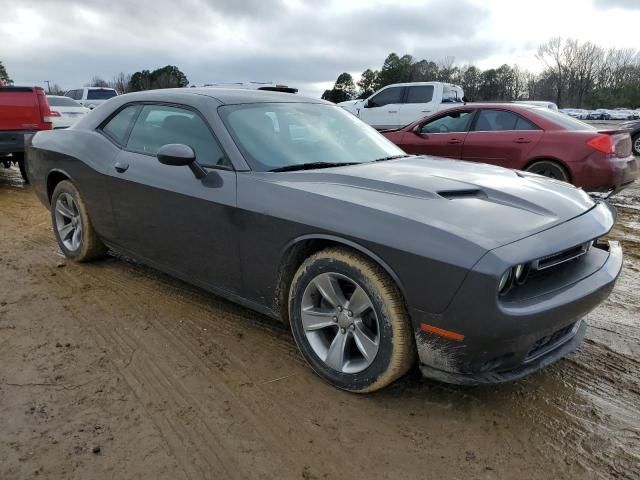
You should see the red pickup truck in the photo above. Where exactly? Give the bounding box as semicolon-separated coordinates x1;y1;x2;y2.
1;86;55;182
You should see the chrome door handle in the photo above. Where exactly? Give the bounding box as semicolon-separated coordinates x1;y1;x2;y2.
114;162;129;173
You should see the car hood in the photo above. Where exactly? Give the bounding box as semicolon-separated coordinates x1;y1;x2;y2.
265;156;596;250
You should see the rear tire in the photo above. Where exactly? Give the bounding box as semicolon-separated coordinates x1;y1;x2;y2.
289;247;416;393
525;160;570;183
632;133;640;156
15;153;29;184
51;180;107;262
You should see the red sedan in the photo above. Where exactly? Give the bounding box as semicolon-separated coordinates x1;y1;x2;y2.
382;103;638;192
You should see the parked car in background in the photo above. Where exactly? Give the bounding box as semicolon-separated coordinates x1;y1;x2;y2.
338;82;465;130
0;86;55;182
199;81;298;93
619;119;640;156
612;108;638;120
46;95;90;129
382;103;638;193
561;108;590;119
515;100;558;111
26;88;623;391
64;87;118;110
590;109;611;120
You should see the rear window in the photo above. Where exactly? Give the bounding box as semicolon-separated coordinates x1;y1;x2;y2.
405;85;434;104
102;105;141;145
47;97;81;107
534;108;595;130
87;89;117;100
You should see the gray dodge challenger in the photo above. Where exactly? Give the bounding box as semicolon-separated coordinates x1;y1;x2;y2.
26;88;623;392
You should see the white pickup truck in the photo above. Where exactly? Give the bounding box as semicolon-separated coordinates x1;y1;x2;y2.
338;82;465;130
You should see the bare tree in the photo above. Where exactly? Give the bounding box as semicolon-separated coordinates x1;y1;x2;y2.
109;72;132;94
86;76;109;88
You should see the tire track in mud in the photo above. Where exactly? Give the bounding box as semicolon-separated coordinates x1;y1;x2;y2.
41;253;348;478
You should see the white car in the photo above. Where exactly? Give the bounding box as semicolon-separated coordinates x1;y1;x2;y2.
338;82;465;130
64;87;118;110
515;100;558;111
607;109;633;120
46;95;90;128
561;108;589;119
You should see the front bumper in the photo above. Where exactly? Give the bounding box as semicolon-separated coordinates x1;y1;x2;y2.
410;202;622;385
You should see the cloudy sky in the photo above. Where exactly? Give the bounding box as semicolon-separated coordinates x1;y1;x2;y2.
1;0;639;97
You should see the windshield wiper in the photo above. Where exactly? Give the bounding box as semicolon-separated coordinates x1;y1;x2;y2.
269;162;360;172
372;154;413;162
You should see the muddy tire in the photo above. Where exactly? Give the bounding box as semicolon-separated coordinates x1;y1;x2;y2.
289;247;416;393
15;153;29;184
51;180;107;262
526;160;570;183
632;133;640;157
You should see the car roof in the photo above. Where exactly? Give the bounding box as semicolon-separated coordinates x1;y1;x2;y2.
117;87;327;106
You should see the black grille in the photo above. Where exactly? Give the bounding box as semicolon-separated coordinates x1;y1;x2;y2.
533;242;591;271
527;323;576;360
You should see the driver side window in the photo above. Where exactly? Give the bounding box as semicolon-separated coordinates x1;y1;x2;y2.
126;105;231;169
420;110;473;134
368;87;403;108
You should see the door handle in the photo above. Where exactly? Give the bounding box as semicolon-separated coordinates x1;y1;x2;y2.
514;138;531;144
114;162;129;173
388;110;398;113
421;110;432;113
447;139;463;145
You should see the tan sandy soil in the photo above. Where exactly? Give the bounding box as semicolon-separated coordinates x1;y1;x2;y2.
1;167;638;480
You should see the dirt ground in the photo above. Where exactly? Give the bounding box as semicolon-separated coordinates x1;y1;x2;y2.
1;166;638;480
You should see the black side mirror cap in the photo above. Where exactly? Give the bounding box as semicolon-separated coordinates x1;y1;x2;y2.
157;144;195;166
157;143;207;179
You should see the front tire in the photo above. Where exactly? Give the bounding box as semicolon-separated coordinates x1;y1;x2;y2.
15;153;29;184
289;247;416;392
526;160;570;183
51;180;107;262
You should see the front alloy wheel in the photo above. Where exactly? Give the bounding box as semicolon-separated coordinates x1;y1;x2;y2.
300;272;380;374
289;247;415;392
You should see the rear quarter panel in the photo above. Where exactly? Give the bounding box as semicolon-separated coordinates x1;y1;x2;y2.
27;129;120;242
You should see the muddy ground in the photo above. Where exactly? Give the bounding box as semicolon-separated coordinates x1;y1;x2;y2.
0;167;638;480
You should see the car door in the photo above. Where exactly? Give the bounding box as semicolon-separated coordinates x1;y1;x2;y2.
359;86;404;129
461;109;544;169
397;85;436;126
103;103;242;293
399;109;474;158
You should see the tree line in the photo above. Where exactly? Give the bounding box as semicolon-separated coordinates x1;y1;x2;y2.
0;62;188;94
322;37;640;109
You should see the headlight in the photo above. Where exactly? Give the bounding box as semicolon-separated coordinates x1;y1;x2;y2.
514;263;529;284
498;269;512;294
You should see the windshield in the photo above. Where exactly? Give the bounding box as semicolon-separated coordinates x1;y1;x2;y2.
47;96;81;107
534;108;595;131
219;103;404;171
87;89;117;100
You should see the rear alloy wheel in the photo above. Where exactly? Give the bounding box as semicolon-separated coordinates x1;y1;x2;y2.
51;180;107;261
289;247;415;392
632;134;640;156
526;160;570;183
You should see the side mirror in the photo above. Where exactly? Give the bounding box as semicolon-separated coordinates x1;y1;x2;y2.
157;143;206;179
157;143;195;166
364;100;372;108
412;124;425;135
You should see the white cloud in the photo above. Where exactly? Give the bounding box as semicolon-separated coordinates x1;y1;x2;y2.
0;0;639;97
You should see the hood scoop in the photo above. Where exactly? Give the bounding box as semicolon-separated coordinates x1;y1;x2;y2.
438;189;487;200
